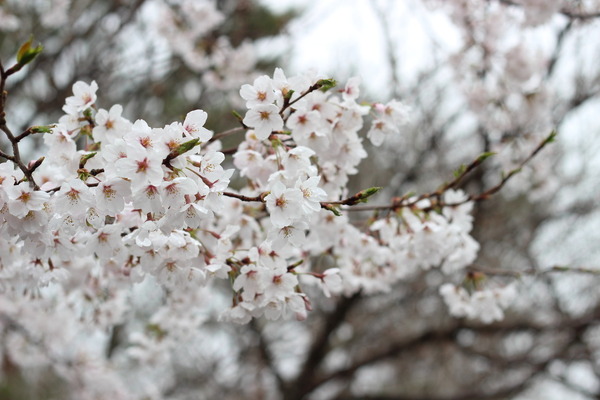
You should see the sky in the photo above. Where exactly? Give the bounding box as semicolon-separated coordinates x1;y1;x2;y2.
258;0;460;99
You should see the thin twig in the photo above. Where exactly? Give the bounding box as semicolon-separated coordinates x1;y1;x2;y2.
222;191;266;202
344;131;556;213
208;126;245;144
468;264;600;278
546;20;573;78
0;150;15;162
496;0;600;20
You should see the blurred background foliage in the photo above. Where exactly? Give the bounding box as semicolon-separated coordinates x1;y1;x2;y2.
0;0;297;132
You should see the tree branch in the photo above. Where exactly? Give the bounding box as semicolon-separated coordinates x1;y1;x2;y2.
285;293;362;400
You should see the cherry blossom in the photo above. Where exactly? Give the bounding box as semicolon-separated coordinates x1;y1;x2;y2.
439;283;517;324
93;104;131;144
265;181;304;228
115;145;165;190
183;109;212;142
64;80;98;113
54;178;94;216
5;182;50;218
240;75;276;108
296;176;327;214
242;103;284;140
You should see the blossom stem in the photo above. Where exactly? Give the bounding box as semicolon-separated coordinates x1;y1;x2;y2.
280;80;332;117
208;126;245;144
223;191;266;202
0;60;41;190
0;150;15;162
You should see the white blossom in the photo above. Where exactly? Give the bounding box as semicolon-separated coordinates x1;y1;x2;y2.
242;104;284;140
265;181;304;228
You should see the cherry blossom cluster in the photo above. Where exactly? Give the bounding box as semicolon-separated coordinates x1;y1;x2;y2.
0;65;534;397
0;68;520;330
440;281;517;324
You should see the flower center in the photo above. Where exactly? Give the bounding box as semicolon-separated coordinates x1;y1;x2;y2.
275;196;287;208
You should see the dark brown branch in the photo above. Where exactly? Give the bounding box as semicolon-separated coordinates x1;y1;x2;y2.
317;308;598;400
1;56;44;189
285;293;362;400
208;126;245;144
250;321;286;394
559;9;600;20
311;328;460;393
546;20;573;78
0;122;39;189
0;150;15;162
14;126;49;142
222;191;266;202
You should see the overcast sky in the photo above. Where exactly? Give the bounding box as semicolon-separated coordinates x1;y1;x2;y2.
258;0;460;99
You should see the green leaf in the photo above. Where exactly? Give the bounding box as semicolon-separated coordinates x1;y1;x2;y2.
284;89;295;101
476;152;496;164
287;259;304;271
453;164;466;178
79;124;93;138
83;108;94;119
323;204;341;216
16;36;43;66
232;110;244;122
79;152;97;169
315;78;337;92
146;323;167;340
544;129;558;144
507;167;522;177
356;186;382;203
173;138;200;156
30;125;53;134
16;37;32;63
